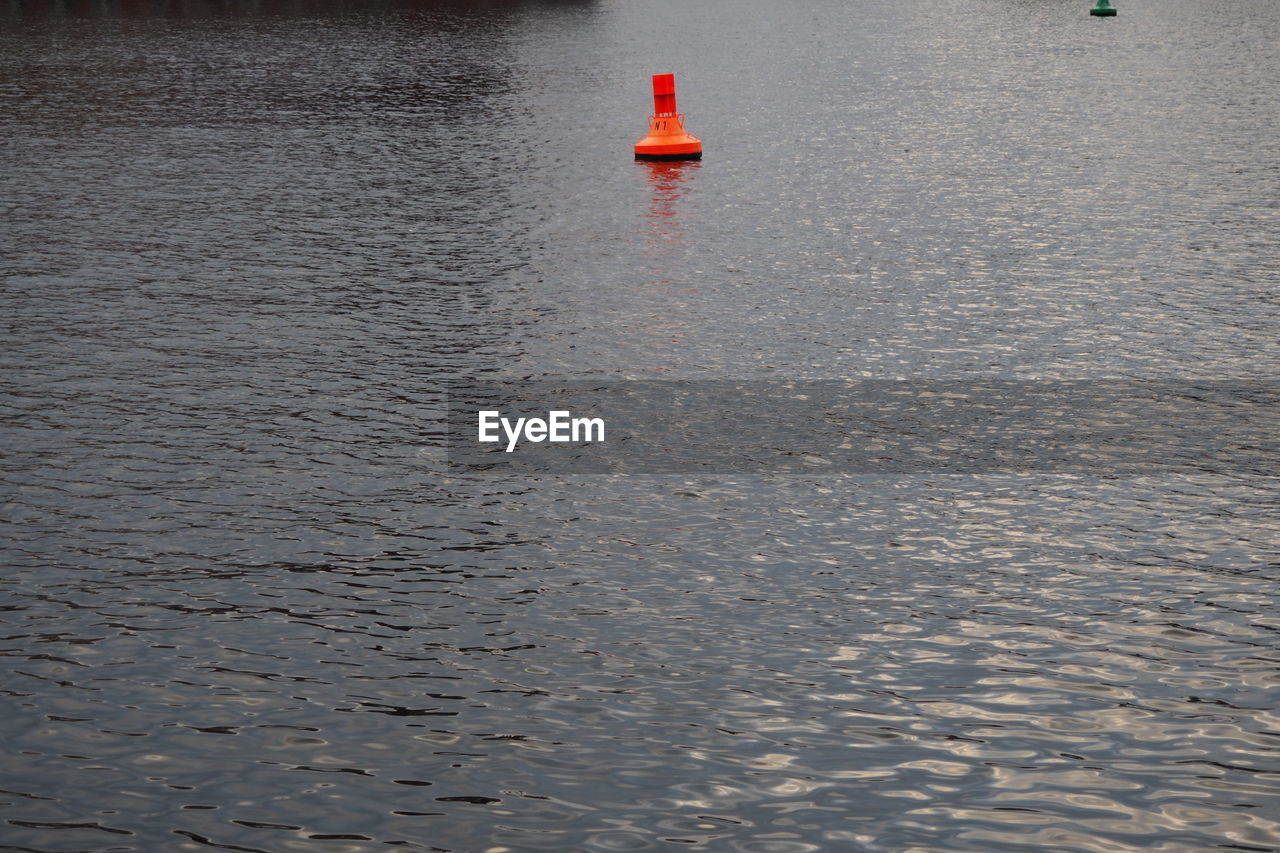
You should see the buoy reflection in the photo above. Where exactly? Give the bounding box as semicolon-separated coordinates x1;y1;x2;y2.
640;158;700;246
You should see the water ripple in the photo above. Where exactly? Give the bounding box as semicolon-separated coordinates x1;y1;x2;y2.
3;0;1278;851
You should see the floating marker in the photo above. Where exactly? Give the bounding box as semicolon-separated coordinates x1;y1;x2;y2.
634;74;702;161
1090;0;1116;15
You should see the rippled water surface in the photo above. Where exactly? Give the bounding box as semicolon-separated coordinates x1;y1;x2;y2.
2;0;1278;851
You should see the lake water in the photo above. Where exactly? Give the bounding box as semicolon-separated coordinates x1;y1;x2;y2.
1;0;1277;851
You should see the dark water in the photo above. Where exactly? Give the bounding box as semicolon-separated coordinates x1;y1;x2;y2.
2;1;1278;851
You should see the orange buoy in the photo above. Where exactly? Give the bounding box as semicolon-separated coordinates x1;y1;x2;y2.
634;73;702;161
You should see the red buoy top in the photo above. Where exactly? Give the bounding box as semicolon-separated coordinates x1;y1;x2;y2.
652;73;677;116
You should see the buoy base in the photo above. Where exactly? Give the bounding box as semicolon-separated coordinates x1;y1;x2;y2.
1090;8;1116;14
635;151;703;161
634;113;702;161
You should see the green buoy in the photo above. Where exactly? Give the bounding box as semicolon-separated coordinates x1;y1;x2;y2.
1090;0;1116;15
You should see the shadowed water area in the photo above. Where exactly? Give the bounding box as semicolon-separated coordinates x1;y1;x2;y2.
1;0;1278;851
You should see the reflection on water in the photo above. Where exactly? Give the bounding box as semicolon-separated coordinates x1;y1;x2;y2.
1;0;1278;851
641;159;700;246
634;159;701;365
